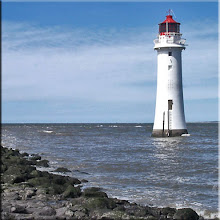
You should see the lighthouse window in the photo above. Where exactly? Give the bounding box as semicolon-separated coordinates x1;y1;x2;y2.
168;52;172;56
168;65;172;70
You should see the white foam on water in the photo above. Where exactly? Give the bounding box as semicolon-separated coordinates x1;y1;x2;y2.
135;126;142;127
195;210;219;219
181;134;191;137
43;130;53;133
50;161;58;164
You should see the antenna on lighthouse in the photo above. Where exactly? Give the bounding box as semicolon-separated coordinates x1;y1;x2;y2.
166;9;176;19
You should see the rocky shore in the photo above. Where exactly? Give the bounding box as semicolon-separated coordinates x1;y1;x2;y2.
1;146;205;220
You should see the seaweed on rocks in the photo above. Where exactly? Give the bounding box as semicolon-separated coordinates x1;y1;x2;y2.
1;145;204;220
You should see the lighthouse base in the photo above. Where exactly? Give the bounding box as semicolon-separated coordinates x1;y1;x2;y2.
151;129;188;137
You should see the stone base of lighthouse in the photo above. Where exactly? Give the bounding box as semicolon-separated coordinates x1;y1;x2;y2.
152;129;188;137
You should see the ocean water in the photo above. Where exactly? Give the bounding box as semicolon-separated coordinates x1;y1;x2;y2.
1;123;218;218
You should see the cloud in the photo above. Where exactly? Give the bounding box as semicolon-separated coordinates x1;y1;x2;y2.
3;21;157;103
2;18;218;122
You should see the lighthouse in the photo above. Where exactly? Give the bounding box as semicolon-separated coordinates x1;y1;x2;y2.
152;11;188;137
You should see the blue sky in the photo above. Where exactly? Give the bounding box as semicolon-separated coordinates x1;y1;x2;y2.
2;2;218;123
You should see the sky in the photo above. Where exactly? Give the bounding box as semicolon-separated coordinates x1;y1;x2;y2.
2;1;218;123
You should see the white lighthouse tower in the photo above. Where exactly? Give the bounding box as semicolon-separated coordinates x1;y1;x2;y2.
152;11;188;137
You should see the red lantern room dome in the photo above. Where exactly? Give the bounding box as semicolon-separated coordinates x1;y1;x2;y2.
159;13;180;35
161;15;179;24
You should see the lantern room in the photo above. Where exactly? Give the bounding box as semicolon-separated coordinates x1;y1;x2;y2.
159;15;180;35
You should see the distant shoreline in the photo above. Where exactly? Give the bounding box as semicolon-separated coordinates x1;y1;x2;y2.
2;121;219;125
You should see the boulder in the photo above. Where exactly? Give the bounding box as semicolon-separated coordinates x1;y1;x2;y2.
173;208;199;220
125;205;148;217
21;152;29;157
36;159;49;167
25;189;36;199
66;176;81;185
52;175;67;185
83;187;108;198
1;164;8;173
161;207;176;217
11;205;28;214
100;210;131;219
56;207;68;217
63;185;81;198
74;210;88;219
39;206;56;216
85;197;116;210
30;154;41;161
46;183;65;195
30;170;42;178
12;175;26;184
53;167;71;173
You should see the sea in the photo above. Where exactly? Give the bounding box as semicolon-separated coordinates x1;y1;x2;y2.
1;123;218;219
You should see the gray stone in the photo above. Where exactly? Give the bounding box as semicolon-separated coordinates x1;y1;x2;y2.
65;209;75;217
74;211;87;219
36;159;49;167
25;189;36;199
53;167;71;172
101;210;131;219
39;206;56;216
173;208;199;220
56;207;68;217
11;205;28;214
63;185;81;198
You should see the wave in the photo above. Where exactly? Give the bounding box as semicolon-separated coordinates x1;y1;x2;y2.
43;130;53;133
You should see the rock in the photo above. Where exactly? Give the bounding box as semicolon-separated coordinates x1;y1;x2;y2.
30;170;42;178
83;187;108;198
52;174;67;185
74;210;88;219
25;189;36;199
30;154;41;161
36;159;49;167
1;164;8;173
161;207;176;217
63;185;81;198
85;197;116;210
12;175;26;184
101;210;131;219
66;176;81;185
113;205;126;212
1;146;205;220
65;209;75;217
71;204;88;213
53;167;71;172
173;208;199;220
125;205;148;217
39;206;56;216
28;177;50;187
36;188;46;194
146;216;158;220
81;179;88;183
46;183;65;195
56;207;68;217
21;152;29;157
11;205;28;214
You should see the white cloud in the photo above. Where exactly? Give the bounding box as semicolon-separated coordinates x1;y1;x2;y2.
3;21;157;103
2;18;218;122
